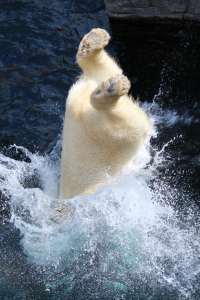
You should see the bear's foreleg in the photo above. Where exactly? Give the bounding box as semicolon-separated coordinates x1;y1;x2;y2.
76;28;122;81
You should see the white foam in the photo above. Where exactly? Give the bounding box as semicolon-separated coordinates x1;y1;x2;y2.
0;102;199;297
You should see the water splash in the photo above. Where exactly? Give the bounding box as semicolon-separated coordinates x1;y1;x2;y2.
0;103;200;299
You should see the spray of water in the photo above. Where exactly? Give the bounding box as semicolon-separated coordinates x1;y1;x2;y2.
0;102;199;299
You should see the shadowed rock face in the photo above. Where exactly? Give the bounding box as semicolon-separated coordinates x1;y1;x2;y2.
104;0;200;22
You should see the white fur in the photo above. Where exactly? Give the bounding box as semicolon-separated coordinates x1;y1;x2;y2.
59;30;150;199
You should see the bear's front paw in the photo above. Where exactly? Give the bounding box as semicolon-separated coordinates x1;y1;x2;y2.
77;28;110;57
93;75;130;98
90;75;131;108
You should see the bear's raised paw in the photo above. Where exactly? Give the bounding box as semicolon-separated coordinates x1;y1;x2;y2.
90;75;131;108
77;28;110;57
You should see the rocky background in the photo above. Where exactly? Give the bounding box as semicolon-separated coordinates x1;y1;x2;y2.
104;0;200;21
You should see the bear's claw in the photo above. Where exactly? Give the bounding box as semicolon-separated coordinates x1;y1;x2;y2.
77;28;110;57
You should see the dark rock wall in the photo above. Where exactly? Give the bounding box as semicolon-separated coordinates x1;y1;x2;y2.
104;0;200;21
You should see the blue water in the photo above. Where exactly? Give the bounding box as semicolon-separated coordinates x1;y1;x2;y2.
1;0;200;299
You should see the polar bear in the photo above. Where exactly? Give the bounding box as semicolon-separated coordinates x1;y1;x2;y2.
59;28;151;199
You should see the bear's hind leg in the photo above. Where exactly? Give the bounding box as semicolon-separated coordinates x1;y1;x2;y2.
90;75;130;109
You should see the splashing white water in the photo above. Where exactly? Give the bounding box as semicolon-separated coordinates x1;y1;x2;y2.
0;102;200;298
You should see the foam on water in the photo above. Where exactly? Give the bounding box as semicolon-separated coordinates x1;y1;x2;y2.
0;102;200;298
